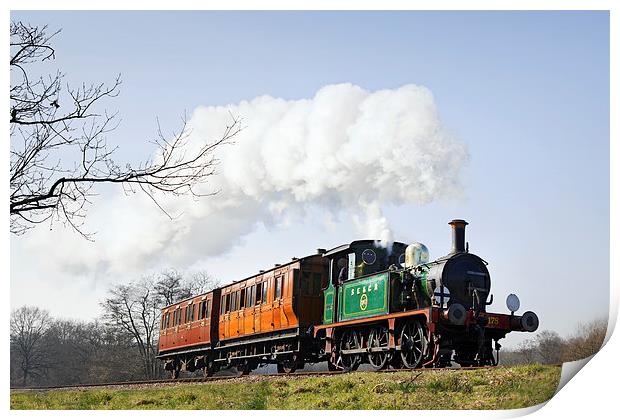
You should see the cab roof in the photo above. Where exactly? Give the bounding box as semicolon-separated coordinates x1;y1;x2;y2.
323;239;407;257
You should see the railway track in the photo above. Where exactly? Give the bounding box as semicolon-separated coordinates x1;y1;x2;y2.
10;365;497;392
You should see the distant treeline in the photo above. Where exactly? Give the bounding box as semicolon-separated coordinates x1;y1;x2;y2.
499;318;607;366
10;270;217;388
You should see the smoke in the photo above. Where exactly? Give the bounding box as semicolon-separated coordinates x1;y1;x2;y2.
176;83;468;253
18;83;468;279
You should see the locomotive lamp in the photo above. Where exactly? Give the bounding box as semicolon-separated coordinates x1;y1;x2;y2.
506;294;520;315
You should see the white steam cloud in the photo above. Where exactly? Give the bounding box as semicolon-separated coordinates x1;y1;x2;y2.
181;83;467;246
16;83;468;279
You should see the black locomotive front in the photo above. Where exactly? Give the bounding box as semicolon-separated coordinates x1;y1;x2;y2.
407;219;539;366
424;220;492;313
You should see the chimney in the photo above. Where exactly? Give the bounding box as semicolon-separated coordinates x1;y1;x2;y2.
317;248;326;255
449;219;468;254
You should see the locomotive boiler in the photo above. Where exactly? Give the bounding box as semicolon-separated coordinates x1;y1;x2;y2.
157;219;538;377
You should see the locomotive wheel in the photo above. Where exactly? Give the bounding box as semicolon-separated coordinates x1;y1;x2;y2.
399;319;427;369
367;326;389;370
339;329;361;371
327;360;340;371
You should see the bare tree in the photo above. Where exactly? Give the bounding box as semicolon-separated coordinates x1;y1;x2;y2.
189;270;221;295
534;330;565;365
10;306;52;386
153;269;192;307
10;21;241;238
562;318;607;362
153;269;220;306
100;279;161;379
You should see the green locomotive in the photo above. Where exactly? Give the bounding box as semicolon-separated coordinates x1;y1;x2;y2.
314;220;538;370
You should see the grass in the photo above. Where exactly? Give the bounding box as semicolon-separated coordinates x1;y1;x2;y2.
11;364;560;410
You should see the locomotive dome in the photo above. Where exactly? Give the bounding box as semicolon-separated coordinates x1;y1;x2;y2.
404;242;430;267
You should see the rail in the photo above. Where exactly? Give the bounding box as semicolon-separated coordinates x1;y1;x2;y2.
10;365;499;392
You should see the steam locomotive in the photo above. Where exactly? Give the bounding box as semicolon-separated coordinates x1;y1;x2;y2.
157;219;538;377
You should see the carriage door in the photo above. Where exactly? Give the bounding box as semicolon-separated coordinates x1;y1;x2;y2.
272;274;282;329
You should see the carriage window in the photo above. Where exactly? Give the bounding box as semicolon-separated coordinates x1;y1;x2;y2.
222;294;229;314
256;282;262;304
275;276;282;300
251;285;256;305
245;286;251;307
166;313;170;329
207;300;211;318
263;281;268;303
240;288;246;309
191;304;196;321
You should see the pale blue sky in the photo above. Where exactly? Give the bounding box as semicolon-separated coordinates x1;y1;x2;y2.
10;11;609;347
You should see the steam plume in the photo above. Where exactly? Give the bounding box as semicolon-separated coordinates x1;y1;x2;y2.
180;83;468;250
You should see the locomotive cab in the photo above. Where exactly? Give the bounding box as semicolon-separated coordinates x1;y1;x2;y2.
321;240;408;324
323;240;408;286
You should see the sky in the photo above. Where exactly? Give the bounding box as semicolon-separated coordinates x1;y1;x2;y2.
9;11;609;349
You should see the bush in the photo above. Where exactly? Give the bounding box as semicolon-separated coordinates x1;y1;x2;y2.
500;318;607;366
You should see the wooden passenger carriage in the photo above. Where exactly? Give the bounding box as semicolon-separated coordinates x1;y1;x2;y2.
157;253;327;376
158;290;220;354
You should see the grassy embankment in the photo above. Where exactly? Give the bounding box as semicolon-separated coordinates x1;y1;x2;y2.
11;364;560;410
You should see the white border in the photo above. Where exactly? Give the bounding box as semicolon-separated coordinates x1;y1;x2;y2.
3;1;617;419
